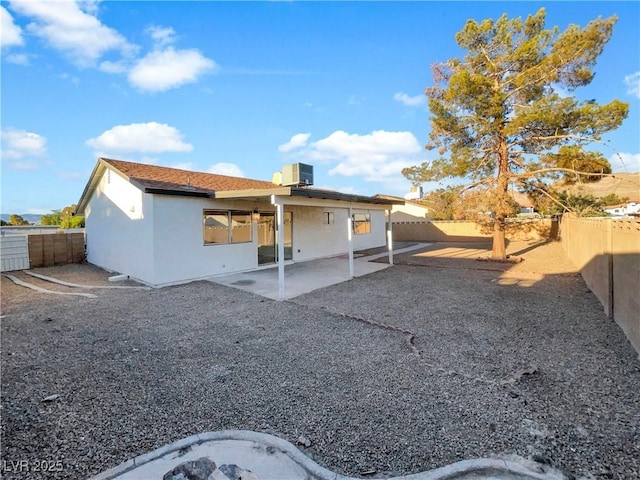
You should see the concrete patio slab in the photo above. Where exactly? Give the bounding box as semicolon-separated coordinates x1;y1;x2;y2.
89;430;568;480
208;243;430;300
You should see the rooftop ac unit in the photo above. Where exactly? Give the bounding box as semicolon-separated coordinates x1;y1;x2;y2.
282;163;314;187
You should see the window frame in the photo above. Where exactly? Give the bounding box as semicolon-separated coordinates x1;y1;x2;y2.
352;212;371;235
203;209;253;245
323;211;335;225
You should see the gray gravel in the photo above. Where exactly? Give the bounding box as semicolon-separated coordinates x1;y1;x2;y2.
1;260;639;480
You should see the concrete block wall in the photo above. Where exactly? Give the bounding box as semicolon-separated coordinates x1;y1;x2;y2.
392;219;558;243
560;215;640;354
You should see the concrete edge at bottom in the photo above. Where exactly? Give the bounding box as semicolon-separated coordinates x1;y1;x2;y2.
88;430;568;480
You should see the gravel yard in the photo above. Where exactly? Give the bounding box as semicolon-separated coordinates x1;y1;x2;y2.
1;242;639;480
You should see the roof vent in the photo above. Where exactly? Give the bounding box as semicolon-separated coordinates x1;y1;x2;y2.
282;163;313;187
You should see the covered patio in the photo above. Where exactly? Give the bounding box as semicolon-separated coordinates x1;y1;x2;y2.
212;189;403;299
208;243;430;300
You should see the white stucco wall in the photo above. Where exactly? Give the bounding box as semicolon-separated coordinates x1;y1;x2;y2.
87;178;391;286
85;169;154;283
352;209;387;251
288;206;348;261
151;195;260;286
278;199;388;256
391;202;430;221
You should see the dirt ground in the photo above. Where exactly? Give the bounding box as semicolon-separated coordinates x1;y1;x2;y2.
1;241;639;480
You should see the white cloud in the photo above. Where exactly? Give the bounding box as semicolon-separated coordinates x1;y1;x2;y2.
624;72;640;99
128;47;216;92
146;25;177;47
278;133;311;153
9;0;135;67
86;122;193;154
393;92;425;107
609;152;640;172
1;5;23;49
280;130;424;184
10;160;40;170
1;127;47;160
99;60;127;74
5;53;28;65
208;163;245;178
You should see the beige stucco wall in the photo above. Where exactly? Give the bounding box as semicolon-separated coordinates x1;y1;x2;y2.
560;215;640;354
392;219;558;242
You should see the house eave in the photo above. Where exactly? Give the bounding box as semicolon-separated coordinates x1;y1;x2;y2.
75;158;111;216
214;187;400;205
213;187;293;199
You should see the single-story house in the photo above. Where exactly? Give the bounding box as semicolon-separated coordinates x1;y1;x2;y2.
75;158;401;296
604;201;640;217
374;194;429;222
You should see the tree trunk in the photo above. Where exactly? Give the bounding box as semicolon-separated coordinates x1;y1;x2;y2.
492;131;509;260
491;213;506;259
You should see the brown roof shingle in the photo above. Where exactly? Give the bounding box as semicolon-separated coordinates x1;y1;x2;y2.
103;158;277;193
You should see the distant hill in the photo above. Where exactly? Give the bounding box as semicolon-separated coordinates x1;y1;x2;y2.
1;213;43;225
558;172;640;203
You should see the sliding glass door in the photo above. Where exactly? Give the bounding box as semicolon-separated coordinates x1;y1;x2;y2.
257;212;292;265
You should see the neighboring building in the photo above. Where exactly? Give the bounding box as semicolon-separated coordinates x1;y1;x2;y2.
404;185;423;201
374;194;430;222
511;190;536;215
75;158;400;290
604;201;640;217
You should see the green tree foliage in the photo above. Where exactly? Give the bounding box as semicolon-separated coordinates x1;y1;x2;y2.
1;219;8;226
60;215;85;228
599;193;629;206
556;192;607;217
402;9;628;258
40;210;62;226
422;186;520;221
520;181;608;216
9;214;30;225
420;187;463;220
39;205;85;228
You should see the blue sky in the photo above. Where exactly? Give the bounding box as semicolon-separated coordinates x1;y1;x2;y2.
1;1;639;215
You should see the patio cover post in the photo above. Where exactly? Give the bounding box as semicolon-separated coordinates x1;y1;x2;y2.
387;209;394;265
272;195;286;300
347;206;354;278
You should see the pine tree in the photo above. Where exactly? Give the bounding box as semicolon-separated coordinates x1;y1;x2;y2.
403;8;628;259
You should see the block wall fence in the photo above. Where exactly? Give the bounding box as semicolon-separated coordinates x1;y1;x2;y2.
559;215;639;354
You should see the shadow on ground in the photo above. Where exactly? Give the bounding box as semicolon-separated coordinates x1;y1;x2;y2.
1;247;638;480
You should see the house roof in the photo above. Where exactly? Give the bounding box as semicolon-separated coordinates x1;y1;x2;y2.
103;158;277;192
75;158;400;215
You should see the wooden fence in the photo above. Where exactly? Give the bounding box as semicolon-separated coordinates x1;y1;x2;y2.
27;233;85;268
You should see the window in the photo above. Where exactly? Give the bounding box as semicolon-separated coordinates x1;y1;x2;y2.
204;210;252;245
230;212;252;243
323;212;335;225
352;213;371;235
